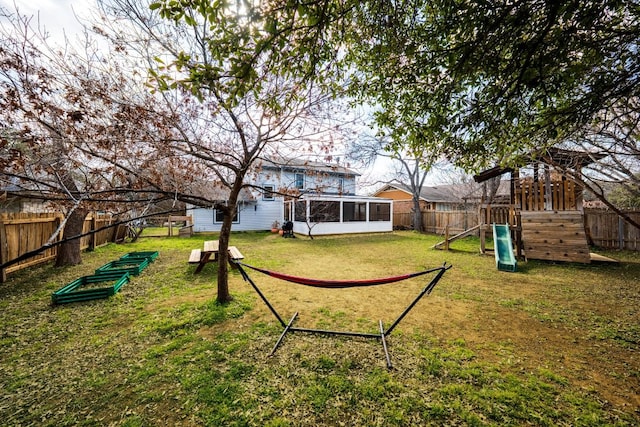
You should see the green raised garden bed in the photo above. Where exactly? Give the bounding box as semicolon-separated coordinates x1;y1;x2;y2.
120;251;159;262
95;258;151;276
51;271;130;305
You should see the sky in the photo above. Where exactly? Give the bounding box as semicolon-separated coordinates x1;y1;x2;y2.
0;0;453;192
0;0;91;39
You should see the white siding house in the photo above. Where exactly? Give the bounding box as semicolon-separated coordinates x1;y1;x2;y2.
188;198;283;233
188;158;392;235
258;158;359;196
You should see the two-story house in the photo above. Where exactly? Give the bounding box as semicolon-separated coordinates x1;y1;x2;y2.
187;158;393;235
257;157;358;196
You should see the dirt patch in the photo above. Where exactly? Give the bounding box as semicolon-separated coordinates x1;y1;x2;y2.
422;298;639;411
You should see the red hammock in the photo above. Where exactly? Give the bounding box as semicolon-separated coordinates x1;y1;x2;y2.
237;262;440;289
233;261;451;368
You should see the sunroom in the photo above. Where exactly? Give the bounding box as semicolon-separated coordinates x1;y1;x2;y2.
285;195;393;236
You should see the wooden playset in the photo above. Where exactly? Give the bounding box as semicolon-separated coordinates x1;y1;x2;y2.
441;148;616;265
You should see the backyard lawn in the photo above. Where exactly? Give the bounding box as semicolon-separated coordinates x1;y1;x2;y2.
1;231;638;426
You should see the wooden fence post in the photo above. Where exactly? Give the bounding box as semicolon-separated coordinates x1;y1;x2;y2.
618;216;625;250
90;212;97;251
0;216;7;283
444;225;450;251
479;205;486;254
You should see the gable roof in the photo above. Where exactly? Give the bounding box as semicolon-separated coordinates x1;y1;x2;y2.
373;181;510;203
373;183;462;203
259;157;360;177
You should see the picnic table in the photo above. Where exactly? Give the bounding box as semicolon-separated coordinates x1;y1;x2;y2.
188;240;244;273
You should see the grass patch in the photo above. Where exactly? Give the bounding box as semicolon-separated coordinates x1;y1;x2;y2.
1;231;638;426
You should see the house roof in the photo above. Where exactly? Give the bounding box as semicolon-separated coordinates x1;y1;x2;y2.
300;193;392;202
205;185;256;202
259;157;360;177
373;181;510;203
373;183;462;203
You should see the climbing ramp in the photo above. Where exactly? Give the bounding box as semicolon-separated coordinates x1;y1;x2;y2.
520;211;591;263
433;225;480;250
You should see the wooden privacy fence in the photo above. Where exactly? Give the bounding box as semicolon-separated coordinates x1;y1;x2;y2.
1;212;116;282
394;210;479;235
0;213;62;281
584;209;640;250
81;212;117;251
395;208;640;251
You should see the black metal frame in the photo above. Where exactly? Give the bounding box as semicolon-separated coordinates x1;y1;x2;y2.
234;261;451;368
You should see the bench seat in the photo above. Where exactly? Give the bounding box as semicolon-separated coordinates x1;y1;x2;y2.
228;246;244;260
189;245;244;272
188;249;202;264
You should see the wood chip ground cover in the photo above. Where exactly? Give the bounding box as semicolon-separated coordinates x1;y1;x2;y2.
0;231;638;426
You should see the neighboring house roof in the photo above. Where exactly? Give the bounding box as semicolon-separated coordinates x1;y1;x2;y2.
583;199;607;209
455;180;511;202
373;181;510;204
259;157;360;177
373;183;463;203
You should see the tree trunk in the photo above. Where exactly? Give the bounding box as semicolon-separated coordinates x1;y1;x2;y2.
216;213;232;303
412;196;424;232
55;208;87;267
216;179;244;304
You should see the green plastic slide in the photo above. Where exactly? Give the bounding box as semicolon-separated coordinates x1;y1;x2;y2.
492;223;517;272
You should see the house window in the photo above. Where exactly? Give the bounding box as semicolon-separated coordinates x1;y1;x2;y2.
294;200;306;222
214;208;239;223
295;173;305;190
310;200;340;222
343;202;367;222
369;202;391;221
263;185;275;201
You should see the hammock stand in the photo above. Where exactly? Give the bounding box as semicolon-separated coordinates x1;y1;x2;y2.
233;261;452;368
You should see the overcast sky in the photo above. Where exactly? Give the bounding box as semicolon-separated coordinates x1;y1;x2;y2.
0;0;93;42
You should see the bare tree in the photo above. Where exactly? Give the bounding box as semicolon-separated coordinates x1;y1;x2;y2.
0;10;115;266
1;7;216;267
348;133;437;232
